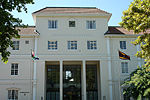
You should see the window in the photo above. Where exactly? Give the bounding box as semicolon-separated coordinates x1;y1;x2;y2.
65;71;72;79
11;63;18;75
121;62;128;73
120;41;126;49
8;90;18;100
25;40;29;44
48;41;57;50
87;41;97;50
12;41;19;50
48;20;57;29
68;41;77;50
86;20;96;29
69;21;75;27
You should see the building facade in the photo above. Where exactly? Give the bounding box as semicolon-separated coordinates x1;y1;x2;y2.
0;7;144;100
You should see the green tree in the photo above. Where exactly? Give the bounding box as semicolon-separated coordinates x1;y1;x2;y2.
120;0;150;99
0;0;34;63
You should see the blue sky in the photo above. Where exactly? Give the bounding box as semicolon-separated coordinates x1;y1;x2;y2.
12;0;133;26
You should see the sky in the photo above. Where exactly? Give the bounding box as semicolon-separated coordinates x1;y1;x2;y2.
11;0;133;26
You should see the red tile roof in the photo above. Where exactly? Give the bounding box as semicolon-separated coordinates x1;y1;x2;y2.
17;26;148;35
105;26;149;35
17;26;36;35
32;7;111;15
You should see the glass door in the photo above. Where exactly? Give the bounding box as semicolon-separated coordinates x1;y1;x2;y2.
86;65;98;100
46;65;60;100
63;65;81;100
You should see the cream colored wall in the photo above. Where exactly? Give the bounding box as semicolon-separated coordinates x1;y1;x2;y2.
0;59;33;100
0;37;34;100
36;16;108;57
7;38;34;55
109;37;144;100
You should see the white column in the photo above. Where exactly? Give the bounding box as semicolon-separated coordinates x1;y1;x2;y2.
136;44;141;67
60;60;63;100
106;38;113;100
33;38;38;100
82;60;86;100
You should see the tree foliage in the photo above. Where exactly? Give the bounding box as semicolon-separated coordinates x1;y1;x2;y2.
0;0;34;63
119;0;150;99
123;66;150;99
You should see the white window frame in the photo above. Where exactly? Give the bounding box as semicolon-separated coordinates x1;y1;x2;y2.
11;63;18;75
87;41;97;50
68;41;77;50
48;20;57;29
12;41;19;50
48;41;57;50
86;20;96;29
8;89;18;100
120;41;126;49
121;62;128;73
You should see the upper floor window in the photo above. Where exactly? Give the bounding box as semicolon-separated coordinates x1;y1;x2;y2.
48;20;57;29
120;41;126;49
121;62;128;73
25;40;29;44
69;21;75;27
87;41;97;50
12;41;19;50
68;41;77;50
11;63;18;75
86;20;96;29
48;41;57;50
8;89;18;100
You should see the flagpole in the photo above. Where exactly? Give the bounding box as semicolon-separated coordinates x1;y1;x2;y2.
33;37;37;100
118;58;122;100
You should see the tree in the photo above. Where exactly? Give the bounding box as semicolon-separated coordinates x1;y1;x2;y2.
0;0;34;63
119;0;150;99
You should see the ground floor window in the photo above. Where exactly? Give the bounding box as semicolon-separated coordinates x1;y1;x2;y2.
8;90;18;100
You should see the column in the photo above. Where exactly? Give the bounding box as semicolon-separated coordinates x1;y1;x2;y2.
82;60;86;100
60;60;63;100
106;38;113;100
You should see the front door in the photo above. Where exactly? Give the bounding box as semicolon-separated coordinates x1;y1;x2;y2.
63;65;81;100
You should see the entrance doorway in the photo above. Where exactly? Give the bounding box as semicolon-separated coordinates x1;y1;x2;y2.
63;65;81;100
46;65;60;100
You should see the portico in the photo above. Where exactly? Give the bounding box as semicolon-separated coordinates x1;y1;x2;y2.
45;60;100;100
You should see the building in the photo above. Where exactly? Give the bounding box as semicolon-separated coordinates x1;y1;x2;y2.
0;7;144;100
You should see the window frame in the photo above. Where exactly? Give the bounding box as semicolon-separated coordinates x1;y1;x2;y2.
8;89;18;100
121;62;128;74
86;20;96;29
48;41;58;50
68;41;77;50
12;41;19;50
87;41;97;50
48;20;58;29
120;41;126;49
11;63;18;75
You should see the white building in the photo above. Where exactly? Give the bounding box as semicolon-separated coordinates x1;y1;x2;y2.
0;7;144;100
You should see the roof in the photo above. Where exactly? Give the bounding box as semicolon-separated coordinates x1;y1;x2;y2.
105;26;150;35
17;26;36;35
32;7;111;15
17;26;148;35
